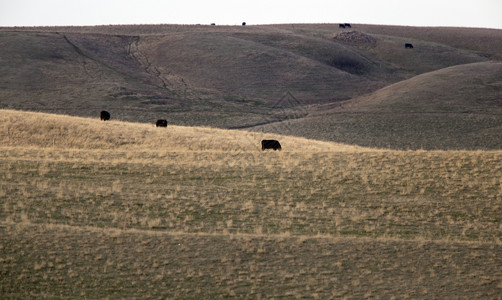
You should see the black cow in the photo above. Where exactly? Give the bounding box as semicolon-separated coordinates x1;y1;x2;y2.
100;110;110;121
339;24;346;28
344;23;352;28
242;22;246;26
156;119;167;127
261;140;282;151
405;43;414;49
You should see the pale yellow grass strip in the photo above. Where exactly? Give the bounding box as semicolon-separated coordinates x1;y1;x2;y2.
1;109;368;152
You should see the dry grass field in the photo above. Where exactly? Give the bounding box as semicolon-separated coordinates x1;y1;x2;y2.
1;109;501;298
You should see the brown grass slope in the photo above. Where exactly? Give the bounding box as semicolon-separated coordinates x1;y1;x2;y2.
357;24;502;61
0;31;176;119
1;109;502;298
137;31;376;103
253;61;502;150
0;23;499;149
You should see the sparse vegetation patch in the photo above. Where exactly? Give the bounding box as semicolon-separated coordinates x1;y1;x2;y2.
333;31;378;45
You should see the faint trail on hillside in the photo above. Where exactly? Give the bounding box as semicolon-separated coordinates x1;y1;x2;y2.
62;34;107;75
61;33;137;81
229;117;307;130
229;121;280;130
230;91;310;131
127;36;171;91
239;105;502;131
60;34;103;78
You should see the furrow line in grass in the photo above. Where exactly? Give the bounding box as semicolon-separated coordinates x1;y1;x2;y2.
3;221;500;246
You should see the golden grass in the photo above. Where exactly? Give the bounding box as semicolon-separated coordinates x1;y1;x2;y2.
1;109;501;298
0;109;363;152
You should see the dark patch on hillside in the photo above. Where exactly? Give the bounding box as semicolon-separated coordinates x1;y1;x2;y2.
327;55;369;75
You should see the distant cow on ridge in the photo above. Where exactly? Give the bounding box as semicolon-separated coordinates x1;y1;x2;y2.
344;23;352;28
405;43;414;49
262;140;282;151
339;24;346;28
156;119;167;127
100;110;110;121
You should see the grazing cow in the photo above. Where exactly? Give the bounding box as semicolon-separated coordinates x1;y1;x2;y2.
211;23;216;26
100;110;110;121
344;23;352;28
242;22;246;26
156;119;167;127
405;43;414;48
261;139;282;151
339;24;346;28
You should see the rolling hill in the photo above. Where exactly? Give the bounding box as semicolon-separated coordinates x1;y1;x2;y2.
0;23;501;149
252;61;502;150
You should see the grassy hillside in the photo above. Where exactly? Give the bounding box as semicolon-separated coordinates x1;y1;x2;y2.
254;61;502;150
357;24;502;61
137;31;376;104
1;23;499;150
0;109;350;151
328;62;502;113
1;110;501;298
